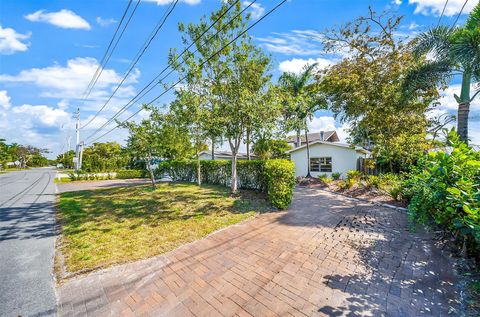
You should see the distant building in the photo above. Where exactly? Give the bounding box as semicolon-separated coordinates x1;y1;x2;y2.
198;151;255;161
286;130;340;148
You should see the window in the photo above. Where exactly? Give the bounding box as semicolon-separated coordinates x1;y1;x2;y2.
310;157;332;172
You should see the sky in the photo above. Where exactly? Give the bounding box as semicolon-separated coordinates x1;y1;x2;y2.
0;0;479;158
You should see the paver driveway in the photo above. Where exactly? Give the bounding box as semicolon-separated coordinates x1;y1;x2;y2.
57;187;462;316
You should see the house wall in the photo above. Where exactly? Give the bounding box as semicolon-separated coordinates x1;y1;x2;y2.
290;143;359;178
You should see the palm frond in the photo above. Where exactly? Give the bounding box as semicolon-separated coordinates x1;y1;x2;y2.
413;26;453;60
451;28;480;74
465;2;480;31
402;59;453;100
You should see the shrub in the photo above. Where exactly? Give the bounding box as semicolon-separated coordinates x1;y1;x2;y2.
346;170;362;181
264;159;296;209
403;131;480;254
156;159;295;209
116;169;147;179
364;175;381;189
332;172;341;180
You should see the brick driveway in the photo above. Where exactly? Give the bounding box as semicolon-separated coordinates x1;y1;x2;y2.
57;187;462;316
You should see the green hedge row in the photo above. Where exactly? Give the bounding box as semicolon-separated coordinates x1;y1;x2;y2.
116;169;148;179
156;159;295;209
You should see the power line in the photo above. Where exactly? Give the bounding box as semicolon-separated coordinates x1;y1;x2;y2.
82;0;135;100
437;0;449;27
86;0;288;145
84;0;253;142
82;0;179;130
84;1;133;96
452;0;469;27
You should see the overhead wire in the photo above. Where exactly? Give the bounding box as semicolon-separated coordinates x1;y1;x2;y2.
84;0;251;142
86;0;288;145
82;0;136;100
81;0;179;129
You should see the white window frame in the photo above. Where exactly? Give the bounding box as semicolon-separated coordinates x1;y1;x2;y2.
310;157;332;172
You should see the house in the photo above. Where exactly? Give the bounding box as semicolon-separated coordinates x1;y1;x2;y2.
286;130;340;148
198;150;254;161
286;133;370;178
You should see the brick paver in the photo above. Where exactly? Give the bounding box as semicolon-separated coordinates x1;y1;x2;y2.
57;187;462;316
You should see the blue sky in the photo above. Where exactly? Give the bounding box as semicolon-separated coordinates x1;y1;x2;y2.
0;0;478;158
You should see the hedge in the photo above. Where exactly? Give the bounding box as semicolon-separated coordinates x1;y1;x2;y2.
116;169;148;179
155;159;295;209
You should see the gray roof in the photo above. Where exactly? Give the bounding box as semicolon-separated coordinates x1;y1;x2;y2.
286;131;339;143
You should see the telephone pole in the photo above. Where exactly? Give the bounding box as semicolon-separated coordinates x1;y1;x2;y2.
74;108;80;171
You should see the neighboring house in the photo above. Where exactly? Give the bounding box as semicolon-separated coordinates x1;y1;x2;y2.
286;130;340;148
198;150;254;161
287;140;370;178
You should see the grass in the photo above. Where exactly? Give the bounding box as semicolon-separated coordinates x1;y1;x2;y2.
54;177;72;184
57;182;270;273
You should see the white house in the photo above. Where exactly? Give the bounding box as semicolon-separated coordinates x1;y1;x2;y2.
198;150;254;161
287;140;370;178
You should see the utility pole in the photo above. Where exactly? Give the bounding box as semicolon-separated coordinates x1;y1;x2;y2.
74;108;80;171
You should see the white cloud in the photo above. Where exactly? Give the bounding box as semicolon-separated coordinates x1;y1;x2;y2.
256;30;324;56
143;0;201;5
243;1;265;20
0;57;139;100
25;9;91;30
0;25;30;55
408;0;477;16
12;104;70;126
96;17;116;27
278;57;336;74
0;90;11;109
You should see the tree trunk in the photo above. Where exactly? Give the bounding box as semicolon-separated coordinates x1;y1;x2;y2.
211;137;215;160
457;72;471;144
146;154;156;189
246;128;251;160
231;152;238;193
305;129;311;178
296;129;301;148
196;148;201;186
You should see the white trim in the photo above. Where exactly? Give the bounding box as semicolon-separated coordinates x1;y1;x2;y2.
286;141;370;154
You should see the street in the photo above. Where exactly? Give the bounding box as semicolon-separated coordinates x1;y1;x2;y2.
0;168;57;317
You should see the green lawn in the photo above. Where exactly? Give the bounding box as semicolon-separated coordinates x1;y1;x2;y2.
57;182;270;273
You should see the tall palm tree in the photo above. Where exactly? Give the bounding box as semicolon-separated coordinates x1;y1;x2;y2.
279;63;323;177
404;3;480;143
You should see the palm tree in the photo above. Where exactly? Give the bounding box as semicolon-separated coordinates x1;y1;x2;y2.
279;63;323;177
404;3;480;143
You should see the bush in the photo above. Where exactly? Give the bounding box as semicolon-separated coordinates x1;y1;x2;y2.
155;159;295;209
264;159;296;209
116;169;147;179
332;172;341;180
346;170;362;181
402;131;480;254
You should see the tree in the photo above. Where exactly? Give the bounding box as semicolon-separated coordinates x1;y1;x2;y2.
252;138;291;160
122;106;193;188
121;116;160;189
172;0;275;192
318;8;440;172
279;63;323;177
56;150;75;169
403;3;480;143
81;142;129;172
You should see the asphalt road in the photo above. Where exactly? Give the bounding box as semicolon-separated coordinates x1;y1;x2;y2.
0;168;57;317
